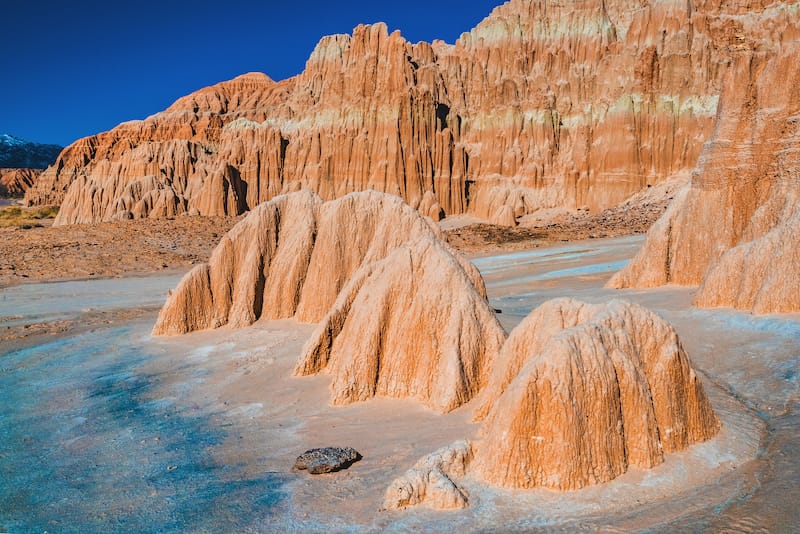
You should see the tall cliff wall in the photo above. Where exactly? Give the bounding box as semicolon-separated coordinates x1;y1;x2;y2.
26;0;766;226
608;4;800;313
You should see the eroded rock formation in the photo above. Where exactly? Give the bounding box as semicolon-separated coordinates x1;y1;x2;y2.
152;190;488;335
0;169;39;198
382;440;473;511
294;238;505;413
608;7;800;313
29;0;761;225
472;298;719;490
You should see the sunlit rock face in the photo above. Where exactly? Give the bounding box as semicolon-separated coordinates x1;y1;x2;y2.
155;190;504;413
29;0;770;225
294;237;505;413
152;190;490;332
0;168;39;197
472;298;719;490
608;6;800;313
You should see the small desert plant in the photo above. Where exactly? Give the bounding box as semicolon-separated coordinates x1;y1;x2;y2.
0;206;22;219
0;204;59;227
31;205;59;219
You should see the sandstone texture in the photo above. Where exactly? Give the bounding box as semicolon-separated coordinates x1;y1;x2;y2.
0;169;40;198
381;440;473;511
152;190;487;335
28;0;761;225
293;447;362;474
608;6;800;313
472;298;719;490
294;237;505;413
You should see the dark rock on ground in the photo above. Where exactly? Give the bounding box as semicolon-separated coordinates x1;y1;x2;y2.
294;447;362;474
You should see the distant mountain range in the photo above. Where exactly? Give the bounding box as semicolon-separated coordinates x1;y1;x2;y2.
0;134;62;169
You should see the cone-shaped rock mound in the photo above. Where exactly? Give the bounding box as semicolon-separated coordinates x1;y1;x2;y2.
472;298;719;490
294;237;506;413
153;190;487;335
608;12;800;314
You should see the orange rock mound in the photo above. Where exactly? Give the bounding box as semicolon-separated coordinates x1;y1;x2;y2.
28;0;758;226
152;190;485;335
608;8;800;313
472;298;719;490
294;237;505;413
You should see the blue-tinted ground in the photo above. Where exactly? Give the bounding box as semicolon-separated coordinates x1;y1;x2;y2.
0;322;288;533
0;275;183;328
2;239;799;532
476;236;800;533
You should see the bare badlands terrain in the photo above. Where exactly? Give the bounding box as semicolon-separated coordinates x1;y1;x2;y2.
2;0;798;530
0;174;676;291
0;188;671;345
1;229;797;532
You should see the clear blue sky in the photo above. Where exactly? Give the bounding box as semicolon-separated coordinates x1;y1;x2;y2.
1;1;503;146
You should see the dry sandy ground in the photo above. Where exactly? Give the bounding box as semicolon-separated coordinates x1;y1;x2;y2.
0;215;240;287
132;237;769;531
0;274;183;345
1;306;155;345
4;235;797;531
445;174;685;254
0;176;679;288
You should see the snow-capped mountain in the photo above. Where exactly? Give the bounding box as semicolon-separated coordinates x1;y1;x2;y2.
0;134;62;168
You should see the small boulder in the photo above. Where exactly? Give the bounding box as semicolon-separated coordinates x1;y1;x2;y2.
294;447;362;474
381;440;472;511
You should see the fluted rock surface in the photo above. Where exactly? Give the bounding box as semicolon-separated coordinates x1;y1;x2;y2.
0;169;39;198
472;298;719;490
29;0;768;225
152;190;486;335
608;7;800;313
382;440;473;511
294;237;505;413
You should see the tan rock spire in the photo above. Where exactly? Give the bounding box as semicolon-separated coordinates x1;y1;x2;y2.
294;237;505;413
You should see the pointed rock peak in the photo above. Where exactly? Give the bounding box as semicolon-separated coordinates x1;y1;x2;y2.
353;21;390;39
307;33;352;63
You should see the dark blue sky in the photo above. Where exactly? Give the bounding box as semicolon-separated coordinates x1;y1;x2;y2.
1;1;502;146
